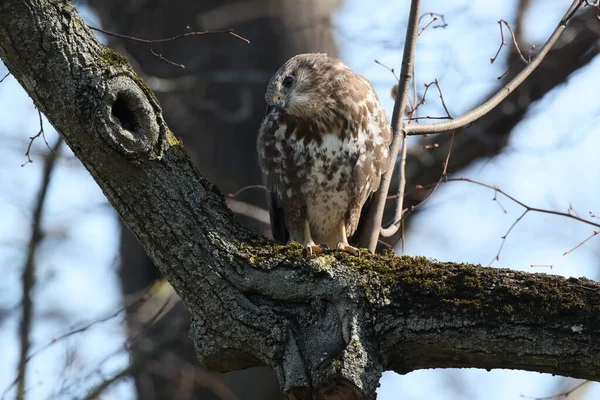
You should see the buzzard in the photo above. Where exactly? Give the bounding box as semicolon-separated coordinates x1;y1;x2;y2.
257;53;391;256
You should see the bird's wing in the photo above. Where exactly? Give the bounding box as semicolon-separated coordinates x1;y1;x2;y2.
267;190;289;244
347;85;392;237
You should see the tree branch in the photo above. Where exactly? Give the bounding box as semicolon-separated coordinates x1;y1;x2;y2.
16;137;61;399
357;0;422;252
1;1;600;398
404;0;584;136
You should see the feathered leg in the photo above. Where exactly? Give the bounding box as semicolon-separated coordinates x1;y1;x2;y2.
336;222;361;257
303;219;325;256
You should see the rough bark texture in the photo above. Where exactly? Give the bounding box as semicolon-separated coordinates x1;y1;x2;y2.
86;0;340;397
1;1;600;398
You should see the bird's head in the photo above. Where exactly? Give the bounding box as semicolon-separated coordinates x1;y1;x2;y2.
265;53;342;118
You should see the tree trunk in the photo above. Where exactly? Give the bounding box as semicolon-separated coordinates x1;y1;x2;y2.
86;0;340;398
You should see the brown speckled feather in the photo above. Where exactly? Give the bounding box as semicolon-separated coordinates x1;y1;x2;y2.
257;53;390;248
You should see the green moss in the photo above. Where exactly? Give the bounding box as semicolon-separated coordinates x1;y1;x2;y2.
332;359;342;373
441;298;482;308
166;130;183;148
98;46;160;105
98;46;130;69
237;239;599;327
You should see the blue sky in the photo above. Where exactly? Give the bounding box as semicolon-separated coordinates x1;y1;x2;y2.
1;0;599;398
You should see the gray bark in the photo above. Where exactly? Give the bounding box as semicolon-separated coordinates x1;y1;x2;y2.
1;1;599;398
86;0;340;397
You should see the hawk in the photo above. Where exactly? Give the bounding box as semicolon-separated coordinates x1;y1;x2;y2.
256;53;391;256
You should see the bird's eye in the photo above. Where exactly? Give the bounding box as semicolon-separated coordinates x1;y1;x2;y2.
282;76;294;88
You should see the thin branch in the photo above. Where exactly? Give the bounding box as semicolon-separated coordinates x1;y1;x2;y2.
404;0;585;136
88;25;250;69
227;184;266;199
500;19;530;64
0;71;9;82
380;134;409;238
418;12;448;31
442;178;600;230
358;0;422;252
490;209;529;266
414;177;600;264
21;109;53;167
82;331;180;400
531;230;600;269
16;137;61;400
381;79;453;238
408;115;452;121
418;16;438;36
425;79;452;118
490;20;508;64
392;129;456;219
374;60;400;82
407;78;452;119
490;19;529;65
3;287;150;399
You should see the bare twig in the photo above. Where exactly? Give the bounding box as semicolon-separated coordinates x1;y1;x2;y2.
392;129;456;219
408;115;452;121
358;0;422;252
405;0;585;136
491;19;530;65
531;230;599;269
490;20;508;64
21;109;53;167
4;287;151;399
0;71;9;82
442;178;600;230
381;79;452;238
414;177;600;264
82;328;181;400
380;133;409;238
88;25;250;69
424;79;452;118
418;16;438;36
405;78;452;120
16;137;61;400
490;209;528;266
418;12;448;30
227;184;266;199
374;60;400;82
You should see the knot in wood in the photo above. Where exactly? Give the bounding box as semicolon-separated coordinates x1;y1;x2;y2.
103;76;163;159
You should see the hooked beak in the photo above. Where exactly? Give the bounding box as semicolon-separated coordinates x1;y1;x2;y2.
273;94;286;111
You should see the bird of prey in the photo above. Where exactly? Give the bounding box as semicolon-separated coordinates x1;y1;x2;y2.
256;53;391;256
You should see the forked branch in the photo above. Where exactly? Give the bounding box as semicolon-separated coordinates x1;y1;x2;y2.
362;0;586;253
404;0;584;136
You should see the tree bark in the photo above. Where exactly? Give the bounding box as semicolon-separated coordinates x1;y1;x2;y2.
1;1;599;398
86;0;340;397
